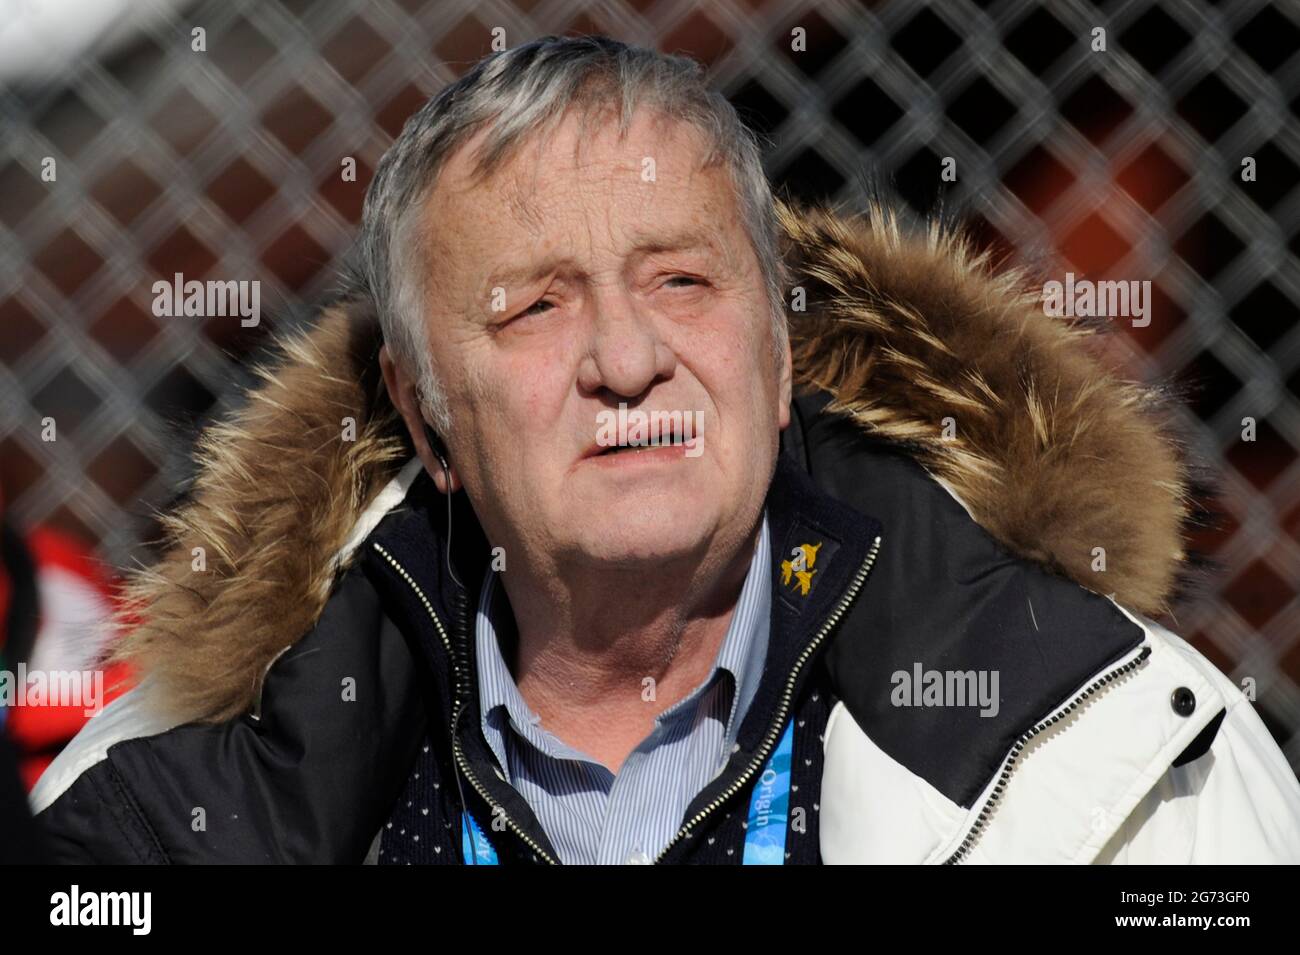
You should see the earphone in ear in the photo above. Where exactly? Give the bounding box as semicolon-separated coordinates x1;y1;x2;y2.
421;420;462;590
422;421;451;474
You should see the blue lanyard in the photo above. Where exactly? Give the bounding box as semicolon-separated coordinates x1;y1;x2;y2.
460;719;795;865
741;718;794;864
461;809;499;865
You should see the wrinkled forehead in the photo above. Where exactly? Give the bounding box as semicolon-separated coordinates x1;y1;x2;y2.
427;103;730;231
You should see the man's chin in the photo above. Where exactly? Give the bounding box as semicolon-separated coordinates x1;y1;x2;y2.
568;515;714;569
569;466;701;511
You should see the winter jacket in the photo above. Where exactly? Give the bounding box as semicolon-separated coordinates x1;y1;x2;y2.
29;201;1300;864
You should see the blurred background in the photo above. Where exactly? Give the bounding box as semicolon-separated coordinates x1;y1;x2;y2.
0;0;1297;774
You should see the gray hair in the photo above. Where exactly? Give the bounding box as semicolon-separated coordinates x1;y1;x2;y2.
356;34;789;433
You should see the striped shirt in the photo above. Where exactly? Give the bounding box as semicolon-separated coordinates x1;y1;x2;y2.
475;514;771;865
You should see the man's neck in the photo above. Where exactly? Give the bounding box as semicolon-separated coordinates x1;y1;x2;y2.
493;525;761;770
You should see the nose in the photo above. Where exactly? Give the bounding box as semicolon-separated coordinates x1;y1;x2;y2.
575;286;676;398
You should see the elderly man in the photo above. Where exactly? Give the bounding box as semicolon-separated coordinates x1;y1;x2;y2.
32;35;1300;864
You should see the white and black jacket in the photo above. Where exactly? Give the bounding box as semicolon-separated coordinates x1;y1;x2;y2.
28;202;1300;864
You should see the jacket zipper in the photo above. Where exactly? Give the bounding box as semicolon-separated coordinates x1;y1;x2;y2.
940;642;1153;865
652;533;884;864
371;541;560;865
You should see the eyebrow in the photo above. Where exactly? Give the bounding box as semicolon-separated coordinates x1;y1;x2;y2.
625;226;718;257
487;257;567;290
485;227;718;288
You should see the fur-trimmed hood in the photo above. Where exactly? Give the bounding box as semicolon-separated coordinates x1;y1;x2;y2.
108;200;1192;725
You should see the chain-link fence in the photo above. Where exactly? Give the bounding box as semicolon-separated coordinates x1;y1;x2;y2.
1;0;1298;771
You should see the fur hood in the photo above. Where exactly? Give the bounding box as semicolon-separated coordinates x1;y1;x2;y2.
108;200;1192;725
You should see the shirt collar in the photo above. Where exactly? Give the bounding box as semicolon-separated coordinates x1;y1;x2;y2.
475;512;772;771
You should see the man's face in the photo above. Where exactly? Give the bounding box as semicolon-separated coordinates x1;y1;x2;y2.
410;105;791;571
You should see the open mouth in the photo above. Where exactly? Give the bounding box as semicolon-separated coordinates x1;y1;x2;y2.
598;441;674;456
595;431;686;456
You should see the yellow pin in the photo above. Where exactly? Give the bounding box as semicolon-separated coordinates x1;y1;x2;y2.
780;542;822;596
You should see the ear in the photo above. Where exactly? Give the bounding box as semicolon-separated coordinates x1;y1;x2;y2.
379;344;461;494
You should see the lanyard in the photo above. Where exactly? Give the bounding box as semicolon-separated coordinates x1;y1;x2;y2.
460;719;795;865
741;717;794;864
461;809;499;865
